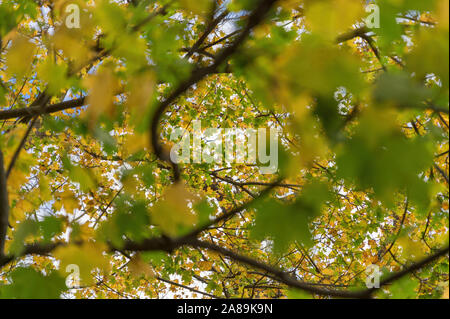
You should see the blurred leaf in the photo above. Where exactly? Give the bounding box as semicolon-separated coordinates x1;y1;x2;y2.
9;219;39;256
336;109;434;208
152;183;198;236
128;253;156;279
5;35;36;78
251;181;331;252
54;242;110;285
373;72;433;109
0;267;65;299
389;277;419;299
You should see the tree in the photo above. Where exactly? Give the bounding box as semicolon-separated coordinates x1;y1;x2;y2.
0;0;448;299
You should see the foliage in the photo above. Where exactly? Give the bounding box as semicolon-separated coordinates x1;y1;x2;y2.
0;0;448;299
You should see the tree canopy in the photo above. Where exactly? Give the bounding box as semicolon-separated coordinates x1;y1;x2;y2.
0;0;448;299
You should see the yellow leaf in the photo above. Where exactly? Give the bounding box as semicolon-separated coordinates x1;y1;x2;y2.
198;261;213;271
70;222;93;242
442;285;449;299
10;198;32;223
152;183;198;236
84;68;119;129
123;131;149;157
180;0;213;15
7;169;28;196
442;201;449;211
397;236;426;261
39;175;52;202
52;28;94;69
5;35;36;78
437;0;449;30
127;72;154;111
305;0;364;39
322;268;334;276
127;71;155;126
430;231;449;247
128;254;156;278
56;189;79;214
54;242;110;285
122;172;141;194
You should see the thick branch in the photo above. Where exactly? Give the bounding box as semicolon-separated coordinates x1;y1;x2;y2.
376;245;449;289
1;233;447;299
181;239;450;298
0;97;86;121
0;149;9;256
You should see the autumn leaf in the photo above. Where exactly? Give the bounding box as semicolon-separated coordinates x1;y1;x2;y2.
151;183;199;236
0;0;448;300
5;35;36;78
84;68;119;129
54;242;110;285
128;253;156;279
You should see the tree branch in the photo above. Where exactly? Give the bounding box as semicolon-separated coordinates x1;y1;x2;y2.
0;97;86;121
184;9;229;59
5;116;37;179
149;0;278;181
1;232;447;299
0;149;9;256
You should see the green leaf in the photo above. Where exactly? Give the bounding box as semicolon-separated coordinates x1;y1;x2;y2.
141;251;169;267
406;29;449;89
336;109;434;208
40;216;64;243
373;72;433;109
0;267;66;299
97;197;151;247
9;219;39;256
251;181;331;252
388;277;419;299
194;199;215;225
287;289;312;299
37;59;69;95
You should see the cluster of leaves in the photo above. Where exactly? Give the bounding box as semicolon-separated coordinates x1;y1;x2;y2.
0;0;448;299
